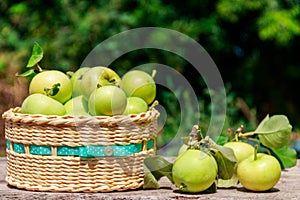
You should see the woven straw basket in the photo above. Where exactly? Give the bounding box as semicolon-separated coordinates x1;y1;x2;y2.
2;106;160;192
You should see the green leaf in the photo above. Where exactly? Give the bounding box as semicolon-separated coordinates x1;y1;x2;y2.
210;148;237;180
143;156;173;186
217;173;239;188
26;42;43;68
271;145;297;169
216;135;229;146
200;136;238;180
256;115;292;149
16;69;36;78
143;164;160;189
202;136;237;163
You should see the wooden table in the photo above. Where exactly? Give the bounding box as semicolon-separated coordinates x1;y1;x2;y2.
0;157;299;199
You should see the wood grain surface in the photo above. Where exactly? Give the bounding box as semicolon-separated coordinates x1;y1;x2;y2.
0;158;299;199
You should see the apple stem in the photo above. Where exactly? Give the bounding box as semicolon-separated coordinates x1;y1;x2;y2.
35;64;43;73
254;144;258;161
151;69;157;79
238;131;255;138
149;100;159;110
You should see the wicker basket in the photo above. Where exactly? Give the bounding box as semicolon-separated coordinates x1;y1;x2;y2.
2;107;160;192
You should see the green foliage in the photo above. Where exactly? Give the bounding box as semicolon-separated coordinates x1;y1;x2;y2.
258;7;300;45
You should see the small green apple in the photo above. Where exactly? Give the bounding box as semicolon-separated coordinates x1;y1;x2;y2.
21;93;66;115
64;95;89;116
88;85;127;116
224;141;254;163
80;66;120;100
237;152;281;191
70;67;90;97
29;70;72;104
172;149;218;193
120;70;156;105
123;97;148;115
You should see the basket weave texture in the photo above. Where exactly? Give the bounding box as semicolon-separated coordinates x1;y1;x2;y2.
2;107;160;192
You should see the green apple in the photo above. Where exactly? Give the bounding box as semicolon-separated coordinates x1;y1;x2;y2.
237;153;281;191
29;70;72;104
21;93;66;115
224;141;254;163
64;95;89;116
123;97;148;115
88;85;127;116
172;149;218;193
70;67;90;97
120;70;156;105
80;66;120;100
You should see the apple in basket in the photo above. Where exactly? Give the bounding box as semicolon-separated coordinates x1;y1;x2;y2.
21;93;66;115
88;85;127;116
123;97;148;115
70;67;90;97
64;95;89;116
80;66;121;101
29;70;73;104
120;70;156;105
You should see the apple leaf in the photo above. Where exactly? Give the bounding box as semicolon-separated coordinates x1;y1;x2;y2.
210;148;237;180
217;173;239;188
16;69;36;78
201;136;237;163
143;165;160;189
256;115;292;149
143;155;173;189
200;136;238;181
216;135;229;146
270;145;297;169
26;42;43;68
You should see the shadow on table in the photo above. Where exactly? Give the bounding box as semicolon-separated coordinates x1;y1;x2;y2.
237;187;280;193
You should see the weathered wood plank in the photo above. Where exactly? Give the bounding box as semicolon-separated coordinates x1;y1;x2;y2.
0;157;299;199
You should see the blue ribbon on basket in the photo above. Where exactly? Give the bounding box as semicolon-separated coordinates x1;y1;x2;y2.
6;140;154;157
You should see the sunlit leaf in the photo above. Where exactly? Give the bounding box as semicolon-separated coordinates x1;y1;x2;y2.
26;42;43;68
256;115;292;149
217;173;238;188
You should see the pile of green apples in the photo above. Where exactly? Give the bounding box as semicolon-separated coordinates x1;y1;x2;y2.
19;42;157;117
145;116;295;194
20;66;156;117
172;139;281;193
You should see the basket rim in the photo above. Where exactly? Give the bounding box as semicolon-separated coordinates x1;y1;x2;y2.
2;106;160;127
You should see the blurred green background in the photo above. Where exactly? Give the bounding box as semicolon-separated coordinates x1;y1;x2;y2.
1;0;300;156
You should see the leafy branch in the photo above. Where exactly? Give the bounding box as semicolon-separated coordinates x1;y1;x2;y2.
143;125;238;192
16;42;44;78
232;115;296;169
